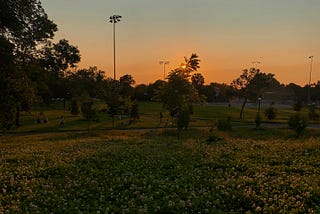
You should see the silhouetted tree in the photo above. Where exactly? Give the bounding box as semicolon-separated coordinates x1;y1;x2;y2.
231;68;273;119
191;73;205;93
119;74;135;97
68;67;97;98
41;39;81;107
0;0;57;130
148;80;166;101
41;39;80;78
203;83;235;102
134;84;149;101
0;0;57;54
286;83;305;103
155;53;204;137
103;75;136;128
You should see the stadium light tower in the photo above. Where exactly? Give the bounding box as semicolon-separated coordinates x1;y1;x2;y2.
308;56;314;103
159;60;170;80
109;15;122;84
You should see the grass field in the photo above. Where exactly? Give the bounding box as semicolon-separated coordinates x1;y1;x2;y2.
1;129;320;213
13;101;318;134
2;101;320;212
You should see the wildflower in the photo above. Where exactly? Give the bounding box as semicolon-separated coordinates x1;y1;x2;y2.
255;206;262;212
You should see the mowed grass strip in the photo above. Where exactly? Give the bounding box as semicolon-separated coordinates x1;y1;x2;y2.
1;130;320;213
13;101;320;135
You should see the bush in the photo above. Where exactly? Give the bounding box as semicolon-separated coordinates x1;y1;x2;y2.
293;100;302;111
288;113;307;137
130;102;139;121
206;134;222;143
264;105;276;120
217;117;232;131
308;104;319;121
70;100;80;115
81;101;98;121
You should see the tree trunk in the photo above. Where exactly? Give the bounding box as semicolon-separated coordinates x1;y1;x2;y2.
240;97;248;120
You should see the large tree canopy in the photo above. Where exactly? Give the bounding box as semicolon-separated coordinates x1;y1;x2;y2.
0;0;57;52
41;39;80;76
0;0;57;130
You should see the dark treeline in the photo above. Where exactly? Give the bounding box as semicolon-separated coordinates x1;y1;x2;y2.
133;75;319;105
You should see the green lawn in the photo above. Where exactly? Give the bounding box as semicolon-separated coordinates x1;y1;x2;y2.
1;130;320;213
15;101;316;134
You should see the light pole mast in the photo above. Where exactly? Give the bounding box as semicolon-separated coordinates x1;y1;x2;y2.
308;56;314;104
159;60;169;80
109;15;122;88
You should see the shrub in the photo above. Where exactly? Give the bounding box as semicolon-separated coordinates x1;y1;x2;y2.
308;104;319;121
70;100;80;115
130;102;139;120
206;134;222;143
217;117;232;131
81;101;98;121
293;99;302;111
288;113;307;137
264;105;276;120
206;127;223;143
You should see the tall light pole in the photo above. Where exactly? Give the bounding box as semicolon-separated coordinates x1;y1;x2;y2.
258;95;262;114
159;60;169;80
308;56;314;103
109;15;122;88
256;95;262;128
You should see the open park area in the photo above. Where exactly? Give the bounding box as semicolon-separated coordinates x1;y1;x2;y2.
2;102;320;213
2;0;320;212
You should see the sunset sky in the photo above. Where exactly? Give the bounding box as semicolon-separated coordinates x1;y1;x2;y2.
41;0;320;86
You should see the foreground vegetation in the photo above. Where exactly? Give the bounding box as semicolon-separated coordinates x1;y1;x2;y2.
1;127;320;213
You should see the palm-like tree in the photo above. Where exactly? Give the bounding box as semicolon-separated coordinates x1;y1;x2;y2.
184;53;200;72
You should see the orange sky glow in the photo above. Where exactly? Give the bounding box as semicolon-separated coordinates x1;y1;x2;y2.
42;0;320;86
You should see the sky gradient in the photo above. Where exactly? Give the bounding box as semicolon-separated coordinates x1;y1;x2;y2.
41;0;320;86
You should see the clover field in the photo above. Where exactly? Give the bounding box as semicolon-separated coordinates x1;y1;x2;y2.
1;129;320;213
